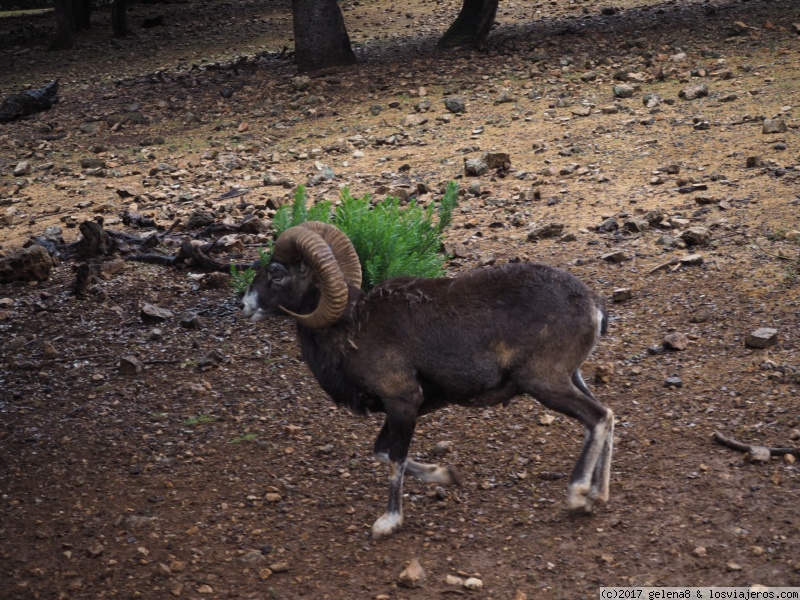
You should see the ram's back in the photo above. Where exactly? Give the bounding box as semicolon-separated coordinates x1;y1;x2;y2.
345;262;606;406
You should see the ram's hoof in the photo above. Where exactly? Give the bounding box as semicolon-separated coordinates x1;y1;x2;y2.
371;512;403;539
566;483;595;514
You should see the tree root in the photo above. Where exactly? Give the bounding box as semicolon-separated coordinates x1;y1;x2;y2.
712;431;799;459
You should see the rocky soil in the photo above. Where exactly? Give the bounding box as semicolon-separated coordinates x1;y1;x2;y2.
1;0;800;598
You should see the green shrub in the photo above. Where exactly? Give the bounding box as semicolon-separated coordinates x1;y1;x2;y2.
273;185;332;236
334;182;458;289
230;242;272;293
234;182;458;292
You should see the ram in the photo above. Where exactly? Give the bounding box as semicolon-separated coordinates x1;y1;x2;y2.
241;221;613;538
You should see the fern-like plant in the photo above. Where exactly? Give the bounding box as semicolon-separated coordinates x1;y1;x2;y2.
237;182;458;293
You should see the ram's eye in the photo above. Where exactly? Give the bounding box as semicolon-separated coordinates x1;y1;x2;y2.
268;263;288;284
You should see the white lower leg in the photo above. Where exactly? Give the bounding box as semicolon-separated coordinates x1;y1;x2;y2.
371;459;406;539
591;412;614;503
567;413;611;512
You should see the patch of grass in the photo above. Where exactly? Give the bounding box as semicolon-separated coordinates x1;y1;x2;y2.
149;412;169;421
231;433;258;443
183;414;217;426
0;8;52;17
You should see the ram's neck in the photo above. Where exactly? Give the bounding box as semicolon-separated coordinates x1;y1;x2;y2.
294;288;380;414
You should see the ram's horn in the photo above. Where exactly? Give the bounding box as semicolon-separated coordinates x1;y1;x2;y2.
272;225;349;329
298;221;362;289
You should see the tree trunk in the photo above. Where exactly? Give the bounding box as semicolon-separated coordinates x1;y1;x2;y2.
438;0;499;49
111;0;130;38
291;0;356;72
50;0;75;50
71;0;91;31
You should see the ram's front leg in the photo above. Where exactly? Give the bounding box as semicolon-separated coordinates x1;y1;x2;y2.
371;401;419;539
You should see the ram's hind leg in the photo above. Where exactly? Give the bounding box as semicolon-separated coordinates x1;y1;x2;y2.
525;374;613;513
572;370;614;505
374;418;460;486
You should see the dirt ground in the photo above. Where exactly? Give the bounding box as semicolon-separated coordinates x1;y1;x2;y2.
1;0;800;598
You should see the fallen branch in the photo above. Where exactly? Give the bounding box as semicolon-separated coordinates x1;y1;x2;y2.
713;431;800;459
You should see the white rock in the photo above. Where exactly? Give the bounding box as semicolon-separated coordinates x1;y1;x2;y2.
464;577;483;590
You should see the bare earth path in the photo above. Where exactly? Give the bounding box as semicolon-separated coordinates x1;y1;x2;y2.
1;0;799;598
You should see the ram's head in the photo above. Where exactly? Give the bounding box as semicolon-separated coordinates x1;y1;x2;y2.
240;222;362;328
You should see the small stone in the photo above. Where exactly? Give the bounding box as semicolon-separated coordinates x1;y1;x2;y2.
116;186;139;198
746;156;764;168
239;550;267;565
664;376;683;388
527;222;564;241
269;561;290;573
612;288;632;303
689;309;711;323
444;96;466;114
265;492;282;503
398;558;426;589
679;83;709;100
485;152;511;169
747;446;771;463
693;546;707;558
784;454;796;466
612;84;635;98
745;328;778;349
464;577;483;590
464;156;488;176
432;441;453;456
539;413;555;426
642;93;661;108
80;157;106;169
595;217;619;232
170;560;187;573
291;76;311;91
762;118;787;134
726;562;743;572
601;251;629;263
445;574;464;586
663;332;689;351
119;356;144;375
680;254;704;266
13;160;33;176
141;303;174;323
197;584;214;594
179;312;204;329
680;227;711;246
0;245;53;283
623;217;649;233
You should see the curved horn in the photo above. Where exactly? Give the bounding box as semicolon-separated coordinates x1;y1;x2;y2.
272;225;349;329
298;221;362;289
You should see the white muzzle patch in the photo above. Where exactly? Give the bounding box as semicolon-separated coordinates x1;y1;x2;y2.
241;288;266;323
